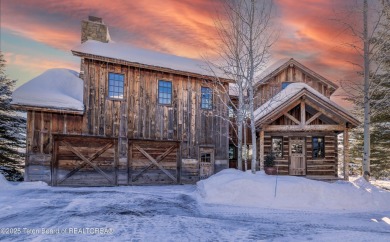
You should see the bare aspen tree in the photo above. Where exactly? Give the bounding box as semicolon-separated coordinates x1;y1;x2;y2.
206;0;276;173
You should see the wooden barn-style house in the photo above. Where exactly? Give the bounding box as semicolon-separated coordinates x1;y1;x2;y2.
12;16;358;186
12;16;230;186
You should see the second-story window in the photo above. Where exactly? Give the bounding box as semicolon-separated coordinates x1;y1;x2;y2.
201;87;212;109
108;73;124;99
158;80;172;105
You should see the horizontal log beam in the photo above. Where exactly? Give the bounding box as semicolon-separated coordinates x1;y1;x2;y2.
264;124;345;132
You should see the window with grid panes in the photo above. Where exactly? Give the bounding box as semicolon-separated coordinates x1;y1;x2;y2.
108;73;124;99
158;80;172;105
201;87;212;109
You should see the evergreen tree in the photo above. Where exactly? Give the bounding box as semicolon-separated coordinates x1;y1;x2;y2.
369;1;390;178
349;2;390;179
0;51;26;181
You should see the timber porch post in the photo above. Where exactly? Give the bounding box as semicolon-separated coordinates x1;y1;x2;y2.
259;129;264;170
343;126;350;180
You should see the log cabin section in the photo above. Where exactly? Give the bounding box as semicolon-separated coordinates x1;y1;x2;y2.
254;60;359;180
11;16;230;186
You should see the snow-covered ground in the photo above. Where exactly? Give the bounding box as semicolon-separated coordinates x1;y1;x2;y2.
1;171;390;241
197;169;390;212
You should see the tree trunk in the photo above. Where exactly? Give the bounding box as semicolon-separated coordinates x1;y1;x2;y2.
363;0;371;181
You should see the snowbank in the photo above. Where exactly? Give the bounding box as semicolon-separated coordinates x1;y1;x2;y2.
0;173;11;188
11;68;84;111
0;173;48;189
197;169;390;212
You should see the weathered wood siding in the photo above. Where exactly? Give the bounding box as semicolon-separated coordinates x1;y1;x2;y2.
254;66;332;109
25;111;83;183
25;58;229;185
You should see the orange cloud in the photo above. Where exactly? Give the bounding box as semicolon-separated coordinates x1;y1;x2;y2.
2;0;364;109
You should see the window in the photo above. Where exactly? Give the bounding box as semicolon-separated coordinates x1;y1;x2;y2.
108;73;124;99
201;153;211;163
271;137;283;158
313;137;325;158
158;80;172;104
201;87;212;109
229;145;236;160
282;82;292;90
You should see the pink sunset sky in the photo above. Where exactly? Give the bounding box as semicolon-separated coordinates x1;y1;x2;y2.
0;0;367;108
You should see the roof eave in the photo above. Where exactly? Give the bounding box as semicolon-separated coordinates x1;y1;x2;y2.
72;50;234;83
255;59;339;90
11;104;84;115
255;89;360;129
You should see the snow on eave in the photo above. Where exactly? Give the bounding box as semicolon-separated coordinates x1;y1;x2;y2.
11;104;84;115
71;40;231;81
255;58;339;91
254;83;359;127
11;68;84;113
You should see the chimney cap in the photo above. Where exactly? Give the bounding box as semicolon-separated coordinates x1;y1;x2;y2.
88;16;103;23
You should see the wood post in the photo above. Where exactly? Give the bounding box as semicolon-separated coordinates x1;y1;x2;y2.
300;99;306;127
259;130;264;170
343;127;350;180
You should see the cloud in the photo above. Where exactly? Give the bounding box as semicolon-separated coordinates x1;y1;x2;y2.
1;0;222;58
2;0;365;108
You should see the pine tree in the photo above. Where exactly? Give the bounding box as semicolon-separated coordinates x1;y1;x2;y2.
369;1;390;178
0;51;26;181
349;1;390;179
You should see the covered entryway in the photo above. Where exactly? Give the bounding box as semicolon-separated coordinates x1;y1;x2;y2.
52;135;117;186
129;140;180;185
289;137;306;175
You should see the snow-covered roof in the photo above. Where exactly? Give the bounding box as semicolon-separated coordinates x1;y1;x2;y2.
256;58;291;82
72;40;227;79
254;82;358;125
11;68;84;112
255;58;338;90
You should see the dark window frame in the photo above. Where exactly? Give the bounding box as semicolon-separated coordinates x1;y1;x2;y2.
228;145;236;160
271;136;283;158
108;73;125;99
201;86;213;110
312;136;325;159
158;80;173;105
200;153;211;163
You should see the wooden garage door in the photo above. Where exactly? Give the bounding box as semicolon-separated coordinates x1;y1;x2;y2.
129;140;180;185
52;136;117;186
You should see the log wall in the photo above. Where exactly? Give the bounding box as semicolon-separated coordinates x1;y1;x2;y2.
260;132;338;176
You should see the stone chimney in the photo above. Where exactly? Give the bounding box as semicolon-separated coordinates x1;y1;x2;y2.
81;16;110;43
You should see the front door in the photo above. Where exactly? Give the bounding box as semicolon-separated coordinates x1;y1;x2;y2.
289;137;306;175
199;148;214;179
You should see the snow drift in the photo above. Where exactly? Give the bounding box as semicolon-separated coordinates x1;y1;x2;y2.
197;169;390;212
11;68;84;111
0;173;11;188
